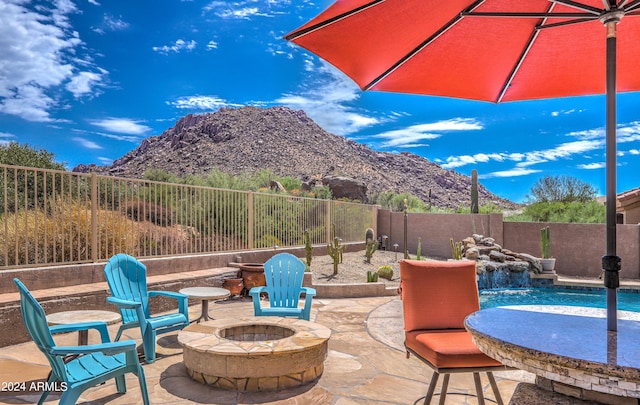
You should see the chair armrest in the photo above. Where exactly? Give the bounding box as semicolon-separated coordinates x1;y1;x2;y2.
107;296;142;309
301;287;316;297
50;340;136;357
248;286;268;297
148;290;188;300
148;290;189;320
50;321;111;343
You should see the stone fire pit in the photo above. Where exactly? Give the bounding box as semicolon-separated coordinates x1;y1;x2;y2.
178;316;331;391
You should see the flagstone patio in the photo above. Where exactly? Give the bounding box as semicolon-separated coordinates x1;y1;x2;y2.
0;296;534;404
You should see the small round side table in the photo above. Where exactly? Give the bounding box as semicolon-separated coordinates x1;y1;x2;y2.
179;287;230;323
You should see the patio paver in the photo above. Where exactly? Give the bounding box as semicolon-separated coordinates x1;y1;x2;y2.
0;296;533;404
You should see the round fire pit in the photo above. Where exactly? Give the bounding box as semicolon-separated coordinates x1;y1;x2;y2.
178;316;331;392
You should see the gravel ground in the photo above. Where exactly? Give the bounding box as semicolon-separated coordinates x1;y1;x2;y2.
308;249;403;285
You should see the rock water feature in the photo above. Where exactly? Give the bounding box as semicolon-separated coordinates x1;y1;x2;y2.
459;234;551;289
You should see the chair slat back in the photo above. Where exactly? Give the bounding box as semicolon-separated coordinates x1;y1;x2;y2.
13;278;67;380
263;253;305;308
399;259;480;332
104;254;150;322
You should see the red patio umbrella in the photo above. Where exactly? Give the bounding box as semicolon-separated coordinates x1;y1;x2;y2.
285;0;640;331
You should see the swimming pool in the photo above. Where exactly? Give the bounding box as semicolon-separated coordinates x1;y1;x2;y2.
479;288;640;312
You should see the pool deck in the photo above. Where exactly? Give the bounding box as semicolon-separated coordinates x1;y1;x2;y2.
1;275;638;404
0;296;535;405
554;275;640;291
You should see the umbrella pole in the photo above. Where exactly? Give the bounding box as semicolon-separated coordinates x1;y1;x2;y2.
603;19;621;332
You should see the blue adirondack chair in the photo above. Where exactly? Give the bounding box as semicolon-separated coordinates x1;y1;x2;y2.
13;278;149;405
103;253;189;363
249;253;316;320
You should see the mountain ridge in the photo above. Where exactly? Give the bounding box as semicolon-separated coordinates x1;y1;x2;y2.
74;106;518;210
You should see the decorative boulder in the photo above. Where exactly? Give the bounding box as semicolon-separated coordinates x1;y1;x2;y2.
322;175;367;202
489;251;507;263
465;247;480;260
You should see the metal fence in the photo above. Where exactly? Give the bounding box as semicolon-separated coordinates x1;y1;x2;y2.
0;164;376;269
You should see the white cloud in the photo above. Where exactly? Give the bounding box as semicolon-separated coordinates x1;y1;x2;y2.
203;1;290;19
0;132;16;145
73;137;102;149
438;118;640;178
443;135;603;171
93;14;129;34
0;0;106;122
217;7;261;19
275;61;380;135
66;69;108;97
88;0;100;5
551;108;579;117
90;118;151;135
152;39;197;54
206;40;218;50
482;168;542;178
578;162;605;169
168;95;241;110
372;118;482;148
97;156;113;165
204;3;261;19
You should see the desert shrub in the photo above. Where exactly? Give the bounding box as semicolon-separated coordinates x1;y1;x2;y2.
527;175;597;203
523;201;605;223
375;191;427;212
0;200;141;266
123;201;172;226
455;203;503;214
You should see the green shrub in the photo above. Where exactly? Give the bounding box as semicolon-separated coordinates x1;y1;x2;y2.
523;201;605;223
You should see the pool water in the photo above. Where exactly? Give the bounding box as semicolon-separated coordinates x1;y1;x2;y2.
479;288;640;312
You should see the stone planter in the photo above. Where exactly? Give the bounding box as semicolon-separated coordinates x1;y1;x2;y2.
239;263;266;291
222;278;244;296
540;258;556;273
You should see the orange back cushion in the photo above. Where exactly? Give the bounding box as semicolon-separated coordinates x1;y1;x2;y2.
400;259;480;332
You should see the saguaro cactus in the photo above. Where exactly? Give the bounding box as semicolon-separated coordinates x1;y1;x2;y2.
471;169;479;214
327;224;344;275
365;227;377;264
304;229;313;269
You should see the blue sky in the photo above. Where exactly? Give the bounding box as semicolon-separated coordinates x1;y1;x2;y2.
1;0;640;203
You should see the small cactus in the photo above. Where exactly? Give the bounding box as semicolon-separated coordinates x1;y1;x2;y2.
367;270;379;283
540;226;551;259
450;238;463;260
303;229;313;271
416;237;422;260
327;224;344;275
377;265;394;280
365;237;377;263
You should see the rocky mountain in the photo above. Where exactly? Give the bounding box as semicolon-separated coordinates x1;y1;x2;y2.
74;106;518;210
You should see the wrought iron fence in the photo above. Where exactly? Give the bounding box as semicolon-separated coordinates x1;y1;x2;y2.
0;164;376;269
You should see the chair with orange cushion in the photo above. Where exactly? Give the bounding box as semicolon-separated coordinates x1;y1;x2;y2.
399;259;507;405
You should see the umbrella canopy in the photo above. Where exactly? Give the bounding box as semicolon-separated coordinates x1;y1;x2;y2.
286;0;640;331
286;0;640;101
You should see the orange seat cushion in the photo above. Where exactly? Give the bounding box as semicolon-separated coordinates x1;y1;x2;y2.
405;329;502;369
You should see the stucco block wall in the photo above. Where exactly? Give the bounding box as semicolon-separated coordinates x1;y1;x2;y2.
503;222;640;279
377;210;503;259
376;209;639;280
